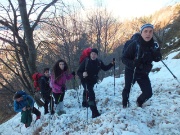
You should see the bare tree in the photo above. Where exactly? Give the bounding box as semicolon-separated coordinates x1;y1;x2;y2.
0;0;58;94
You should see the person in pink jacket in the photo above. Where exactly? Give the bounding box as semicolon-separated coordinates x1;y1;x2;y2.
50;59;75;115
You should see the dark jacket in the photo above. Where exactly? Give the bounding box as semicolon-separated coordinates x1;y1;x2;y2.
77;58;113;84
122;36;162;74
39;76;51;98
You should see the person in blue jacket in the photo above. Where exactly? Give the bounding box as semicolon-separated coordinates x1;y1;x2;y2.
13;91;41;127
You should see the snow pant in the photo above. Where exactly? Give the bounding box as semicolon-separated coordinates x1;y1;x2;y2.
122;68;153;106
82;81;99;117
32;107;41;116
53;92;65;114
43;95;54;113
53;92;65;104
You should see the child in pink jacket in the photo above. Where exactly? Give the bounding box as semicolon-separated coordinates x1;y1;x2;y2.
50;59;75;115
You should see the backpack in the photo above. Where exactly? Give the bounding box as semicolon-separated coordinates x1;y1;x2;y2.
32;73;43;91
79;47;92;64
122;33;141;59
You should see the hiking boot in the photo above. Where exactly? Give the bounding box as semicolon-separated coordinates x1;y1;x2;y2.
36;115;41;120
82;101;89;108
51;110;55;115
44;110;49;115
57;110;66;115
25;124;29;128
122;100;130;108
89;103;100;118
92;112;101;118
136;101;142;107
136;98;143;107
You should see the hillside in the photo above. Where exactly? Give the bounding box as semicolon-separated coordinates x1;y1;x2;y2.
0;50;180;135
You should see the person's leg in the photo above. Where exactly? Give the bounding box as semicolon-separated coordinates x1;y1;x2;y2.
136;74;152;107
32;107;41;120
87;83;100;118
56;92;66;115
53;92;62;113
122;68;134;108
81;81;89;107
49;95;55;114
44;98;49;114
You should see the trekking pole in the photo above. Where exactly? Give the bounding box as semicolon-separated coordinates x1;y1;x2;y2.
161;60;180;83
49;92;53;135
113;58;115;96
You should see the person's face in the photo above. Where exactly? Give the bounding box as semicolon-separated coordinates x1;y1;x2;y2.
16;97;23;102
90;52;98;60
44;70;50;77
59;62;65;70
141;27;153;42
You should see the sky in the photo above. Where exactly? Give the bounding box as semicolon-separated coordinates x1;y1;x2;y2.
0;0;179;20
0;39;180;134
74;0;180;19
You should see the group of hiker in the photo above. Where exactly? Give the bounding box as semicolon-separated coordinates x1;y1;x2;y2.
13;23;162;127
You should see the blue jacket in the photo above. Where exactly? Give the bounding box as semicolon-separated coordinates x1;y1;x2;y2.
14;95;34;112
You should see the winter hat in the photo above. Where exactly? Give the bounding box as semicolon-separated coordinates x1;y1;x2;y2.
91;48;98;55
140;23;154;33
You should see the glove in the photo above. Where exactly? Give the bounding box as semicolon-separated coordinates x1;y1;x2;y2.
134;59;142;68
71;71;76;76
150;46;162;62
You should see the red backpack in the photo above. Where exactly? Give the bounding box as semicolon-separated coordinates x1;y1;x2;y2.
32;73;43;91
79;47;92;64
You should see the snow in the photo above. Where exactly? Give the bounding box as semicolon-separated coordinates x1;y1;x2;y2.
0;52;180;135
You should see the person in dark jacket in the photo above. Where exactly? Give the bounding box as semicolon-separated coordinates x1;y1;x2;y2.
39;68;55;115
77;48;114;118
13;91;41;128
121;23;162;108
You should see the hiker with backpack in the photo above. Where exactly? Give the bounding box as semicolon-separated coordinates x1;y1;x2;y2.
77;48;114;118
39;68;55;115
50;59;75;115
13;90;41;128
121;23;162;108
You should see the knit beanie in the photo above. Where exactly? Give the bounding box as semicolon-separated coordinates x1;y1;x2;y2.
91;48;98;55
140;23;154;33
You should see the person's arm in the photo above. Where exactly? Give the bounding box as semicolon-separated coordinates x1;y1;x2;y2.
77;60;86;80
14;101;22;112
100;60;113;71
152;47;162;62
39;77;46;96
121;42;137;68
66;73;73;80
26;95;34;108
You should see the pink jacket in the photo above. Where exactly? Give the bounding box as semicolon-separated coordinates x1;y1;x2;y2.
50;72;73;93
